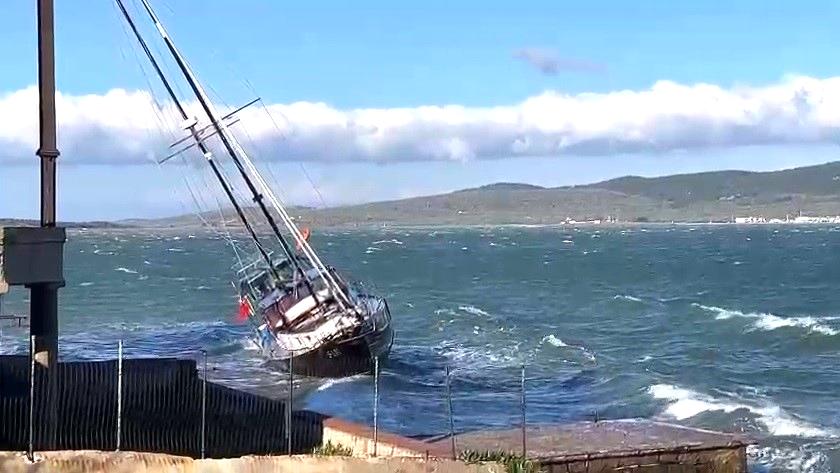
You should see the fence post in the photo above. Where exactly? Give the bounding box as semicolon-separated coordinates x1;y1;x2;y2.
520;364;526;458
116;340;123;452
287;355;293;456
28;334;35;462
201;350;207;459
445;365;457;460
373;356;379;457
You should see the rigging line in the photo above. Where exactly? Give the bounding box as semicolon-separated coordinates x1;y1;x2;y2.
115;0;280;281
130;0;189;123
111;0;175;147
225;59;329;219
137;3;352;315
205;166;250;270
135;0;336;308
233;124;292;206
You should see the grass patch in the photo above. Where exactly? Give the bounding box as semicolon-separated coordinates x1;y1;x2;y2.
458;449;540;473
312;440;354;456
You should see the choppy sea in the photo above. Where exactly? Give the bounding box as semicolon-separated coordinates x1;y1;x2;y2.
1;225;839;471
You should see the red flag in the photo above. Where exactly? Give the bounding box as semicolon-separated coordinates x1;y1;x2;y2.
236;296;251;322
296;227;311;252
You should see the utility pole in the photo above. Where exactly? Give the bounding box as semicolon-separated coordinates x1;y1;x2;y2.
31;0;62;370
0;0;65;451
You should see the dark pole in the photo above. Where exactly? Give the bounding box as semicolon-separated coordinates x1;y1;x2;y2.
30;1;62;452
37;0;59;229
32;0;60;369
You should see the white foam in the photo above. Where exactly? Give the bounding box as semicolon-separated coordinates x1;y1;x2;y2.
539;335;596;363
648;384;834;438
365;246;381;254
748;445;829;473
541;334;568;347
434;308;458;317
79;282;94;287
114;267;138;274
614;294;643;302
459;305;490;316
371;239;404;245
316;374;367;392
692;304;838;336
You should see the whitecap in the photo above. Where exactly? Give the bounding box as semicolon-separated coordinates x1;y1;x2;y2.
459;305;490;316
540;335;596;362
692;304;838;336
541;334;568;347
114;267;138;274
613;294;643;303
316;374;367;392
365;246;381;254
371;239;404;245
648;384;834;438
434;308;457;317
748;445;829;473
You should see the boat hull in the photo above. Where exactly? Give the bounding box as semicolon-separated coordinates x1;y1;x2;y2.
255;295;394;378
282;321;393;377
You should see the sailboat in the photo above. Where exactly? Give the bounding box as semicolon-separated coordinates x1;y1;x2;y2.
115;0;394;377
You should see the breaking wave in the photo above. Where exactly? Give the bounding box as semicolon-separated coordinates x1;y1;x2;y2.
114;267;138;274
648;384;834;438
316;374;367;392
539;335;596;363
613;294;643;303
692;304;838;336
748;445;831;473
541;334;568;347
459;305;490;317
371;239;404;245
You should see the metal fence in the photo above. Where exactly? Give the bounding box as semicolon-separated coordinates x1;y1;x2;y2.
0;337;327;459
0;337;540;461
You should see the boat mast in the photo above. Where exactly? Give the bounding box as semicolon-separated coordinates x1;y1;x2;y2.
114;0;281;282
136;0;355;309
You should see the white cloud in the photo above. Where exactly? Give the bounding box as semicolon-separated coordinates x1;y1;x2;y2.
3;76;840;165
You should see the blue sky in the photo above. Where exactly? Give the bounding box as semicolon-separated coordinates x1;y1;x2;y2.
3;0;840;220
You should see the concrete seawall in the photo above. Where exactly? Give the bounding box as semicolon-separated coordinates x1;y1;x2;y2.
0;451;503;473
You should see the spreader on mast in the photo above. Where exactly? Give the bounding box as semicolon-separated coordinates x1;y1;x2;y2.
135;0;355;310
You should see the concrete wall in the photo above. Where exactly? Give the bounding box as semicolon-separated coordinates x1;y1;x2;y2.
321;417;449;459
544;445;748;473
0;451;503;473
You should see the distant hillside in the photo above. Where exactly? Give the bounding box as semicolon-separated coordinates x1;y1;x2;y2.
0;219;123;229
586;162;840;206
7;161;840;228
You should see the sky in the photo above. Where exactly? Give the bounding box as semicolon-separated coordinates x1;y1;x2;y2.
3;0;840;220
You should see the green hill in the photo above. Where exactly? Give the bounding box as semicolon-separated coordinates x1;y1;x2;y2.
7;161;840;228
